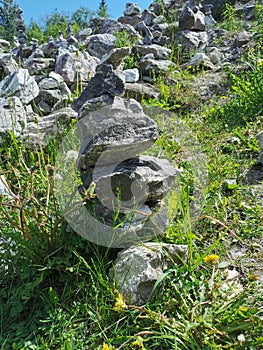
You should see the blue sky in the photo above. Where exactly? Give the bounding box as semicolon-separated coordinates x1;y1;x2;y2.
15;1;153;25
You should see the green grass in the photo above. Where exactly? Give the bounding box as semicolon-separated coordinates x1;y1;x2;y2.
1;6;263;350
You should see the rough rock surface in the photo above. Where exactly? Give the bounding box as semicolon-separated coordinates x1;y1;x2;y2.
179;6;206;31
0;96;26;138
0;69;39;104
124;82;160;101
123;68;140;83
84;34;117;58
124;3;142;16
90;155;178;207
111;243;188;305
72;64;125;112
55;48;99;85
99;47;131;69
139;55;175;76
25;107;77;146
77;97;158;169
180;52;215;70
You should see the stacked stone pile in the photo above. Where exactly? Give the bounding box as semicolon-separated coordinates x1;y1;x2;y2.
71;63;178;247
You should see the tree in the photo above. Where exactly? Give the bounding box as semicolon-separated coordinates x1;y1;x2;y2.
26;20;44;43
42;11;69;40
71;6;93;30
0;0;19;43
98;0;108;18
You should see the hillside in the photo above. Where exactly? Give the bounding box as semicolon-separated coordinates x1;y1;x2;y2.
0;1;263;349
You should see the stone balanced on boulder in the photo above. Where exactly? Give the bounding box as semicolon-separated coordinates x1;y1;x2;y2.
72;63;178;248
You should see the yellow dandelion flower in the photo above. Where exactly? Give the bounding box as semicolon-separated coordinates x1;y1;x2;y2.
102;343;114;350
132;336;144;348
249;274;259;281
113;292;127;312
220;95;227;99
204;254;219;263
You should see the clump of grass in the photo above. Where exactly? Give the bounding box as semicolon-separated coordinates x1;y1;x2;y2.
211;63;263;127
220;3;244;32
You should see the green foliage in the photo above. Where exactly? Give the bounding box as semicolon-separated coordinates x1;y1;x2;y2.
98;0;108;18
213;62;263;125
26;20;44;42
26;7;94;44
42;11;69;40
114;29;138;48
0;0;18;43
220;3;243;32
71;6;94;31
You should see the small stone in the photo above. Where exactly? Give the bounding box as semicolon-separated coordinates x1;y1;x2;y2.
124;3;142;17
111;243;188;305
99;47;131;69
123;68;140;83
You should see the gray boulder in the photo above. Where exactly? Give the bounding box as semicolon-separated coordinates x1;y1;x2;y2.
111;243;188;305
0;54;18;77
0;69;39;104
36;72;71;113
99;47;131;69
134;44;171;60
25;107;77;147
242;163;263;185
124;3;142;16
123;68;140;83
0;96;26;138
139;54;175;76
91;155;178;208
76;96;158;169
72;64;125;112
76;28;92;42
89;17;122;35
179;6;206;31
118;15;142;27
180;52;215;70
141;10;157;26
125;82;160;101
26;57;55;76
179;30;208;49
84;34;117;59
179;6;195;30
206;47;224;65
233;31;254;48
135;21;153;44
55;48;99;86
